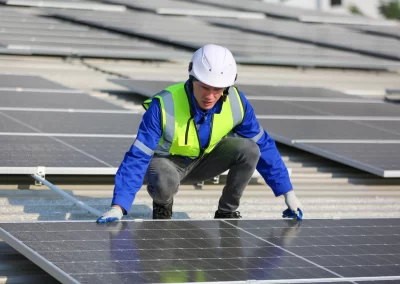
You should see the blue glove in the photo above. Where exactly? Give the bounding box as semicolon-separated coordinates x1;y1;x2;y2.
96;207;123;223
282;190;303;220
282;207;303;221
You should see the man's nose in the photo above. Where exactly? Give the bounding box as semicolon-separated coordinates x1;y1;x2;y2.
204;91;217;98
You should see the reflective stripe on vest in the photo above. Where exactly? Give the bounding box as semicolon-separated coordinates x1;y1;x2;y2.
143;83;244;158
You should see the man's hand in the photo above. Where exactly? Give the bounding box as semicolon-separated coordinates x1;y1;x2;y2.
96;206;124;223
282;190;303;220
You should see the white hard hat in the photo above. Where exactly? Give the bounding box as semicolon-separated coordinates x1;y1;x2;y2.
188;44;237;88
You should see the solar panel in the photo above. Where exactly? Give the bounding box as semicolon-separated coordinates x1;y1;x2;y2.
0;9;190;61
0;219;400;283
0;90;125;110
2;111;142;134
0;136;133;169
259;119;400;143
349;25;400;41
0;74;143;174
237;84;352;99
359;120;400;134
104;79;400;177
185;0;394;26
49;10;400;70
251;101;323;116
0;115;37;132
295;143;400;177
109;79;355;100
108;79;173;97
276;100;400;117
0;0;126;11
209;18;400;62
103;0;264;19
0;74;75;91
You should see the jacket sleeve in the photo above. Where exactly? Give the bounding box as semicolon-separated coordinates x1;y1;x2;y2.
233;91;293;197
112;100;162;213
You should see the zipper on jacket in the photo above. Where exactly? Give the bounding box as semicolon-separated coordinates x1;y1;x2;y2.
185;117;193;145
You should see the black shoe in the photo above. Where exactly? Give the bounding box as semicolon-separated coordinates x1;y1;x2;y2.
214;210;242;219
153;200;173;219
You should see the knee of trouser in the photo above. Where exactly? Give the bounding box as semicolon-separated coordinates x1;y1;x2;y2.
147;173;179;202
236;138;261;160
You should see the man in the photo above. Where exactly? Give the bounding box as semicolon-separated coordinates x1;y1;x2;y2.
97;44;303;223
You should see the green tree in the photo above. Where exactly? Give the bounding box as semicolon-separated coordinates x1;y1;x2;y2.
348;4;363;15
379;0;400;20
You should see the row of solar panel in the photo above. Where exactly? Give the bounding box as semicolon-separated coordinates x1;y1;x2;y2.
1;3;400;70
1;218;400;283
0;74;399;177
110;79;400;177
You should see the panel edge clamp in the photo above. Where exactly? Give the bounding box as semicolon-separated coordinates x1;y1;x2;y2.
35;166;46;186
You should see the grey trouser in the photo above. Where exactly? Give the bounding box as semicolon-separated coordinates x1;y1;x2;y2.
146;137;260;212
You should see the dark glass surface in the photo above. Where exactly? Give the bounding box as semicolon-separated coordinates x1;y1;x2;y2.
300;143;400;171
0;74;72;90
108;79;355;100
259;119;400;140
0;10;190;60
2;111;141;135
51;9;398;69
108;79;173;98
1;219;400;283
238;84;352;98
211;17;400;62
0;136;108;167
0;90;124;110
293;100;400;117
0;136;134;167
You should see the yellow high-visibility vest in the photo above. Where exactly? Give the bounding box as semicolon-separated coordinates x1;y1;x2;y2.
143;83;244;158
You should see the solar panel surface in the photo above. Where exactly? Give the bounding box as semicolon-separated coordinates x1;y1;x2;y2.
0;74;140;173
109;79;355;100
1;111;141;134
0;90;125;109
0;9;190;60
0;136;133;168
350;25;400;40
289;101;400;117
210;18;400;61
258;119;400;142
0;0;126;11
105;0;219;12
102;0;264;19
0;219;399;283
105;79;400;177
0;74;74;90
295;143;400;177
182;0;368;22
49;10;400;69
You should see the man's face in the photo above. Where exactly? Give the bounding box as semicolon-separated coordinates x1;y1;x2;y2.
192;80;225;111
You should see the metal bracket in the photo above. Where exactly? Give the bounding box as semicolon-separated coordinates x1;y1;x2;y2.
213;175;220;184
194;181;204;190
35;166;46;185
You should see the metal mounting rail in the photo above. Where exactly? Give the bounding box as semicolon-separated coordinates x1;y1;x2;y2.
31;174;103;217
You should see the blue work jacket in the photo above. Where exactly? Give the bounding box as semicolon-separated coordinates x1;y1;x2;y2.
112;80;293;213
